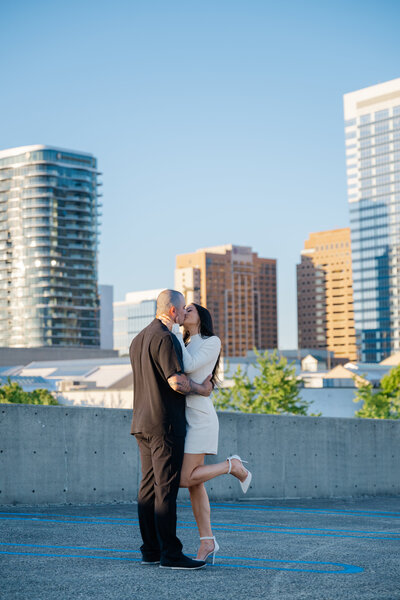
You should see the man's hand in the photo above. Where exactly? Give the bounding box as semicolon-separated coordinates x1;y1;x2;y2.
168;373;214;396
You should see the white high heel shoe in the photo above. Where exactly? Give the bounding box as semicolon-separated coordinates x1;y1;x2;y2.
199;535;220;565
227;454;252;494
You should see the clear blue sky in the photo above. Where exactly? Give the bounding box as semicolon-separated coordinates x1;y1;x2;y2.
1;0;400;348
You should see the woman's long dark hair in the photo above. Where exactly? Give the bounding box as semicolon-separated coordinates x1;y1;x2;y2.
183;303;221;385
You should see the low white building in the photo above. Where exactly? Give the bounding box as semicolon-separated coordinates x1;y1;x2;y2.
113;289;165;356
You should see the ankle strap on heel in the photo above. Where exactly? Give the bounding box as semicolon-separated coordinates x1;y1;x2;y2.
200;536;215;541
227;454;247;474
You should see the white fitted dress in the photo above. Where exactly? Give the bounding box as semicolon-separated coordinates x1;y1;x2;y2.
172;327;221;455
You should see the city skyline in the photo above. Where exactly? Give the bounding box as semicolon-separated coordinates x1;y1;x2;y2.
1;1;400;348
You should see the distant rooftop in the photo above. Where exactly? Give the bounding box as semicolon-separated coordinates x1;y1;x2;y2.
114;289;164;305
21;357;130;371
0;347;118;368
0;144;94;159
196;244;252;255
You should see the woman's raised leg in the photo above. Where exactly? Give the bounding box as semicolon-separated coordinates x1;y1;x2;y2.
180;452;248;488
181;453;247;562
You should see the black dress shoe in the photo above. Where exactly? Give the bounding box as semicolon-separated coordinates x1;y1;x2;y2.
141;552;161;565
159;554;206;570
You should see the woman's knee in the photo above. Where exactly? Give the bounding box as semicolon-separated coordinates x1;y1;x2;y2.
180;470;200;488
188;483;202;496
179;471;192;488
179;476;189;488
180;454;204;488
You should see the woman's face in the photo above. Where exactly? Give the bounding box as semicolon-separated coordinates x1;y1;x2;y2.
184;304;200;330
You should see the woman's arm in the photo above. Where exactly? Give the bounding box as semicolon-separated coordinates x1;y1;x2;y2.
168;373;213;396
172;324;221;374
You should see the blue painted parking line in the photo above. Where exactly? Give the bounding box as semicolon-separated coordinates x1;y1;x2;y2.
0;516;106;526
0;542;141;554
3;503;399;519
185;521;400;536
0;511;135;521
3;504;400;520
208;503;400;519
1;513;399;540
207;527;399;541
0;543;363;574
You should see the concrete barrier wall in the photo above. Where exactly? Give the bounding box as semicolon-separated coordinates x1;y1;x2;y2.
0;404;140;506
1;404;399;505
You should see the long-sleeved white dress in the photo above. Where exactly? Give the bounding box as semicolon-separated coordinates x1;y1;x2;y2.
172;327;221;455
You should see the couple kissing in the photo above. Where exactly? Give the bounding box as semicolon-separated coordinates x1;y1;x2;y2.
130;289;252;570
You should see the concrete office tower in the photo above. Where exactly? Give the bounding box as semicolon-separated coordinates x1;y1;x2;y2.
297;229;357;362
175;244;277;356
113;289;164;355
344;78;400;361
0;145;101;347
174;266;201;305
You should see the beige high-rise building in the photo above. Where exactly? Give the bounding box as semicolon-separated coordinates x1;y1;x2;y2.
175;244;277;357
297;228;357;361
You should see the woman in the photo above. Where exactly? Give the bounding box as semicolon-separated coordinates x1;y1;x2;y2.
160;303;252;564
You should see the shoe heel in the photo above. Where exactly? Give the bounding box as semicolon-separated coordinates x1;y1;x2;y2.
200;536;219;565
240;470;252;494
227;455;252;492
211;539;220;564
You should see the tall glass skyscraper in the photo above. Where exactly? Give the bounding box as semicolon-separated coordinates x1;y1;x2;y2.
0;145;101;347
344;79;400;362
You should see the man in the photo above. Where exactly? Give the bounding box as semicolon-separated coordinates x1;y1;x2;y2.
130;289;213;570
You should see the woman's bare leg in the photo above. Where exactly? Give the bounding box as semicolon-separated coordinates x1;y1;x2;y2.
180;453;247;488
189;482;215;560
181;453;248;561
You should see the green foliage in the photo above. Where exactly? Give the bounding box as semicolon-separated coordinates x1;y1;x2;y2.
0;379;58;405
354;364;400;419
214;365;254;412
214;349;314;415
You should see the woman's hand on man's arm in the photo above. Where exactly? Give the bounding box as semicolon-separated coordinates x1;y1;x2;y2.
168;374;213;396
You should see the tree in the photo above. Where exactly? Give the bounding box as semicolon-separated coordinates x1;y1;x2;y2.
354;364;400;419
0;379;58;405
214;365;254;412
214;349;313;415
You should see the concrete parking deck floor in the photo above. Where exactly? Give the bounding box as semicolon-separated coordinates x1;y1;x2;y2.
1;496;399;600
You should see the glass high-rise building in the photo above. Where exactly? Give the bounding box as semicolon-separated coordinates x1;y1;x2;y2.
0;145;101;347
344;79;400;362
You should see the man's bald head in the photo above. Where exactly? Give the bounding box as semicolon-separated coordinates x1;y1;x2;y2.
156;289;185;317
